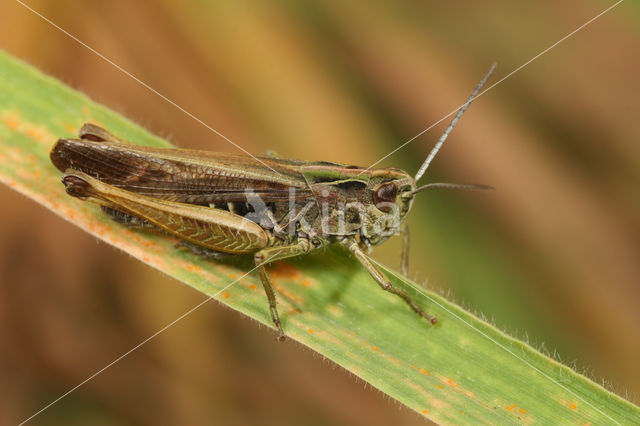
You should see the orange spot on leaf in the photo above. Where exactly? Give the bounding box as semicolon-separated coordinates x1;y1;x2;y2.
222;291;230;299
302;280;310;287
307;329;313;333
372;346;379;351
25;128;43;142
437;384;443;389
419;368;429;376
249;284;257;290
520;409;526;414
569;403;577;411
5;115;19;130
271;262;300;279
185;264;201;272
421;409;429;415
506;406;513;412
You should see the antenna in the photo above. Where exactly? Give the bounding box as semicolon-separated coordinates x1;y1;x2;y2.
403;182;494;198
414;63;496;183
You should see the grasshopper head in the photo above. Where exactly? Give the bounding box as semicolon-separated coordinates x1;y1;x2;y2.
361;167;492;247
359;168;417;246
361;63;498;247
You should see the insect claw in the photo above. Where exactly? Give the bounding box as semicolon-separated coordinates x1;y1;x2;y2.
416;308;438;325
273;316;286;341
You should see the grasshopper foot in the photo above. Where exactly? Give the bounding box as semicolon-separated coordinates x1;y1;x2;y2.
405;299;438;325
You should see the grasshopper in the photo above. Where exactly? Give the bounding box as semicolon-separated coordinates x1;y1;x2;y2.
50;66;494;340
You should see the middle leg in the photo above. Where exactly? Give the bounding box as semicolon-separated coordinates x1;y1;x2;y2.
254;239;313;340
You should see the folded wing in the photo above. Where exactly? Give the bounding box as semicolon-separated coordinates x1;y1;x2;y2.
50;138;314;205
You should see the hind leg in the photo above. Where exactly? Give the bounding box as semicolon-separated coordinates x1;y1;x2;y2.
102;206;232;260
79;123;125;143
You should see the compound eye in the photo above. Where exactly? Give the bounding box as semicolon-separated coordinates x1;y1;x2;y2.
373;182;398;213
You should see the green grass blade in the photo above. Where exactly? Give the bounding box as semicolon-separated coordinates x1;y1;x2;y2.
0;50;637;424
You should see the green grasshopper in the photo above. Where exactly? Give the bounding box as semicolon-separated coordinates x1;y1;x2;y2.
50;66;495;340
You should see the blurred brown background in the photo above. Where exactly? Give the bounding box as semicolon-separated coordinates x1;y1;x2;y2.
1;1;639;425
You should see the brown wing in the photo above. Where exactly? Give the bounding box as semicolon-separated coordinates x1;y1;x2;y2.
50;138;314;205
